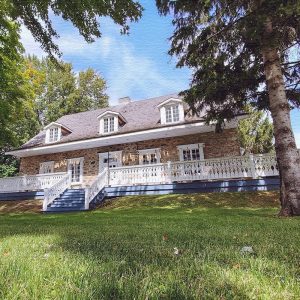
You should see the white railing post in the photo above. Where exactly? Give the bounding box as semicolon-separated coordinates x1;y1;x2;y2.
22;175;28;192
85;187;90;210
43;188;49;211
248;154;257;179
167;161;172;184
67;170;72;185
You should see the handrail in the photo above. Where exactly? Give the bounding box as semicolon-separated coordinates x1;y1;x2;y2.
0;172;67;193
43;173;71;211
109;154;279;186
84;168;108;210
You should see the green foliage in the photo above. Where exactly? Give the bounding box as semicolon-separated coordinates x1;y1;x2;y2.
156;0;300;122
238;107;274;154
26;56;109;124
0;149;18;177
7;0;143;58
0;192;300;298
0;56;109;177
0;2;25;146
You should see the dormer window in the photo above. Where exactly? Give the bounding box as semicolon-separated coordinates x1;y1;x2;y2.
49;127;59;142
44;122;71;144
103;116;115;133
45;124;61;143
98;110;126;135
166;104;180;123
157;98;184;125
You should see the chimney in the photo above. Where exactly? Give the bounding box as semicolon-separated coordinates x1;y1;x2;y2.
118;96;131;105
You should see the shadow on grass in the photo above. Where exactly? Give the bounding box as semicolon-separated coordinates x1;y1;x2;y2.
101;191;280;210
0;191;299;298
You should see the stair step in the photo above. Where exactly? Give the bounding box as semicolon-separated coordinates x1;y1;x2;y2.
56;196;85;200
51;201;84;206
46;206;86;212
63;192;85;196
49;203;84;207
45;187;106;212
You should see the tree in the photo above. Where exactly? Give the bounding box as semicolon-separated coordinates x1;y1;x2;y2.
156;0;300;216
26;57;109;124
76;68;109;112
0;3;25;147
238;107;274;155
4;0;142;59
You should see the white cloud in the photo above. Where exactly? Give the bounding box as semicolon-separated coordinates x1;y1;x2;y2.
20;21;187;104
20;26;47;58
105;40;185;104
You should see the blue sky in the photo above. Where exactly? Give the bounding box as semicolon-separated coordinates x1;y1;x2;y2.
20;1;299;147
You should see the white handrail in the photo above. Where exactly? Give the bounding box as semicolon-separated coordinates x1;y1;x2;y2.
0;172;67;193
109;154;279;186
43;173;71;211
84;169;108;210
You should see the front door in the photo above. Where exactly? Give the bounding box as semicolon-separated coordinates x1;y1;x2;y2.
99;151;122;172
68;158;84;183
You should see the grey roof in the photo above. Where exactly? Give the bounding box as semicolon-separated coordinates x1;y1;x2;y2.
20;93;205;149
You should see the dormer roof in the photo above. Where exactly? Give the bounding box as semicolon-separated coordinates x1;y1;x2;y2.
44;122;72;133
97;110;127;123
157;97;183;108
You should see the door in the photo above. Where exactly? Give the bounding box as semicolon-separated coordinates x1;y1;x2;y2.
68;158;84;183
99;151;122;172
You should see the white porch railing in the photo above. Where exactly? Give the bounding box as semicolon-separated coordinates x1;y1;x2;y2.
43;173;71;211
0;172;67;193
84;169;108;209
109;154;279;186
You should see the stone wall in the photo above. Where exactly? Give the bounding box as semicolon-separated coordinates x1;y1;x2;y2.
19;129;240;184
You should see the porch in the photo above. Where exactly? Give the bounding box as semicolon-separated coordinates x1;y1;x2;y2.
0;154;279;212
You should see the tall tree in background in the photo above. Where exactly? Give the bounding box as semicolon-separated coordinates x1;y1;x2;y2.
26;57;109;125
157;0;300;216
238;107;274;155
0;57;109;177
0;2;24;146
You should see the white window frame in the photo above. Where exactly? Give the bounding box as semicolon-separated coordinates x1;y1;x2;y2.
177;143;205;162
138;148;161;165
165;104;180;123
99;115;119;134
39;161;54;174
158;98;184;125
45;126;61;143
98;151;123;172
67;157;84;184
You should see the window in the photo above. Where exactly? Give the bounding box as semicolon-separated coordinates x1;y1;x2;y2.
45;126;61;143
99;151;122;171
177;144;204;162
158;98;184;125
103;117;115;133
99;112;120;135
139;149;160;165
39;161;54;174
165;105;180;123
68;158;84;183
49;127;59;142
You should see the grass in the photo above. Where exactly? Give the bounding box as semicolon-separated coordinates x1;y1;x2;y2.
0;191;299;299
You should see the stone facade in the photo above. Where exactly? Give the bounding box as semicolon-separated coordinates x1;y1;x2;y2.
19;129;240;185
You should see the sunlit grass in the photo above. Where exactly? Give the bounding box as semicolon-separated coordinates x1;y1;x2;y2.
0;191;299;299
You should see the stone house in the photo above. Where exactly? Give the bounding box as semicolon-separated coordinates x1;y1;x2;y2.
9;94;244;187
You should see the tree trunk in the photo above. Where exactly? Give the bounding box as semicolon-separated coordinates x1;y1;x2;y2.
261;19;300;216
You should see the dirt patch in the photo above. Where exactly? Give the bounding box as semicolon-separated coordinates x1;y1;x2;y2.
0;200;42;213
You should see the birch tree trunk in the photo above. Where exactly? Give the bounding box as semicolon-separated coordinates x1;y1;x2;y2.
262;19;300;216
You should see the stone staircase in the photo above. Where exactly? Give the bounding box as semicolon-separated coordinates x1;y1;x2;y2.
45;189;86;212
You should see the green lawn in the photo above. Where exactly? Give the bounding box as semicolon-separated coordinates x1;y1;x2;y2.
0;191;299;299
